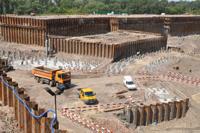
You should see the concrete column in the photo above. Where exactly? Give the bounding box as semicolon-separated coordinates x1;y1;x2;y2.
185;98;189;112
84;42;88;55
145;105;151;125
138;105;145;126
31;101;39;133
64;40;69;53
163;103;170;121
6;78;12;107
157;103;163;123
150;104;157;124
92;43;95;56
24;94;32;133
72;40;75;54
90;43;93;56
125;106;133;123
17;88;25;131
79;42;82;55
0;73;3;101
169;101;176;120
62;39;65;52
75;41;78;54
81;41;84;55
39;108;48;133
95;43;98;57
8;81;14;107
132;106;138;128
2;77;11;106
103;44;107;58
99;44;102;57
60;39;63;52
69;40;72;54
44;118;52;133
176;101;181;119
71;40;75;54
88;43;91;56
57;38;61;52
108;45;112;58
105;44;109;58
66;40;69;53
181;100;187;117
12;82;19;121
31;108;46;133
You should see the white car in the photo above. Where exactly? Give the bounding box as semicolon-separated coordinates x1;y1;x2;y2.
123;76;137;90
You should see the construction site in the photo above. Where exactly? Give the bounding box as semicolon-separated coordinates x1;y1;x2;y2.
0;14;200;133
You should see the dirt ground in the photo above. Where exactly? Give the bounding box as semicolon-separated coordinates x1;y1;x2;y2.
70;30;161;45
7;53;200;133
7;69;145;133
1;34;200;133
0;102;21;133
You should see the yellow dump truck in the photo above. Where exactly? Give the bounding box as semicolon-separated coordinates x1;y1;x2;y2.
77;88;98;105
32;66;71;90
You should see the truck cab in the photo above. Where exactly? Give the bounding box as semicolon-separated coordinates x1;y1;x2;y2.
55;70;71;85
78;88;98;105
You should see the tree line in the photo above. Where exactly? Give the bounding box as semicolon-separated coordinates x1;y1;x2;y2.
0;0;200;15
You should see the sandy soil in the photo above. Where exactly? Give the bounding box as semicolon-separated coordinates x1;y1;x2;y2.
67;30;161;45
0;103;21;133
168;35;200;53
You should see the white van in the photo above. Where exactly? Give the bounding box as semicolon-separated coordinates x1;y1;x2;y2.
123;76;137;90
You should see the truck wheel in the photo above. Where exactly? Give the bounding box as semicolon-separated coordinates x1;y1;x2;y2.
56;83;59;87
41;78;45;84
37;77;40;83
49;81;54;87
125;108;133;123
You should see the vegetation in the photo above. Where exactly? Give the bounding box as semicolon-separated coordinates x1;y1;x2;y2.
0;0;200;15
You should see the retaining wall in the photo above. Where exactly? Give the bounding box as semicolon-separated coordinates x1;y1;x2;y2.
47;17;111;36
0;15;199;59
118;17;165;34
169;17;200;35
48;36;167;60
0;15;46;46
122;99;189;127
0;66;67;133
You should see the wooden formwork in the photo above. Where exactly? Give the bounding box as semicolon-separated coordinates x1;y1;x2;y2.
0;69;67;133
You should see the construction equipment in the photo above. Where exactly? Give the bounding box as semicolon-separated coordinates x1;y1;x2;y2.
77;88;98;105
0;57;14;72
32;66;71;90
